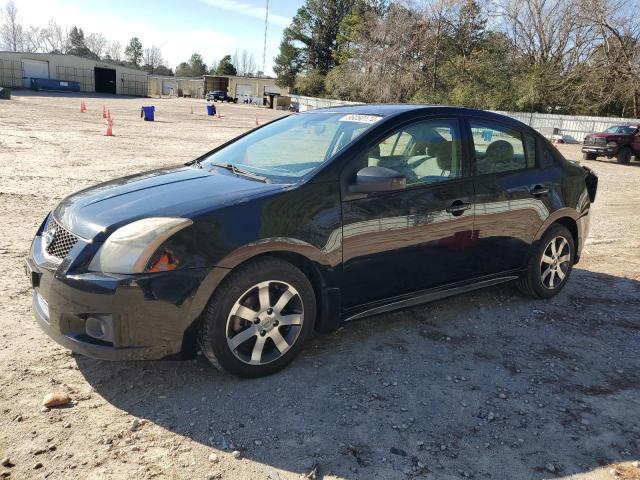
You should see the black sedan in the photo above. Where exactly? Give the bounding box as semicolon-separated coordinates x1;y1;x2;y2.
26;105;598;377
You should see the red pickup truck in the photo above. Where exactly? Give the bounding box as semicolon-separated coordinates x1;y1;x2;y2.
582;124;640;164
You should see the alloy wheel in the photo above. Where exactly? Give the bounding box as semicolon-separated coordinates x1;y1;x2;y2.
540;236;571;289
225;280;304;365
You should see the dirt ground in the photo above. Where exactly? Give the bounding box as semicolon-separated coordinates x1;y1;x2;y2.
0;92;639;480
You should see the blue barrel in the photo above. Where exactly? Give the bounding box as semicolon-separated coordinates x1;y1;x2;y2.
207;104;216;116
141;106;155;121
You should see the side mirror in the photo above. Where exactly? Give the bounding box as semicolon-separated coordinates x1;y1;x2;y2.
349;166;406;193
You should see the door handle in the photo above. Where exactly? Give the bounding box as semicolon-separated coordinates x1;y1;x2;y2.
530;185;549;197
446;200;471;216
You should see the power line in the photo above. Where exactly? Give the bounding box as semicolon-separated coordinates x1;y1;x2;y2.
262;0;269;76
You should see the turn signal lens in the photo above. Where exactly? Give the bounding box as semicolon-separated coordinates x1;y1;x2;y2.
147;250;179;272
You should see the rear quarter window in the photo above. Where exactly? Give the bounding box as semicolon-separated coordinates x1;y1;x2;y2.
539;140;558;169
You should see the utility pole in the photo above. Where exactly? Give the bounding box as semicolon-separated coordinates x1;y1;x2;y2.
262;0;269;77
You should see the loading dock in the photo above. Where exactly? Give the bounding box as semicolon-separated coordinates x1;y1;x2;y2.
22;59;49;88
94;67;116;94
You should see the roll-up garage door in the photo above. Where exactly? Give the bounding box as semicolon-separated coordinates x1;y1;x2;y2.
22;59;49;88
235;84;252;97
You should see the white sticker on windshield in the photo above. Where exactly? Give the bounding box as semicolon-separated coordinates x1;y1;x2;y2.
339;114;383;124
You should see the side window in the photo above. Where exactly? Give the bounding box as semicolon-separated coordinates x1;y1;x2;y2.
471;121;531;175
377;131;412;157
365;119;464;186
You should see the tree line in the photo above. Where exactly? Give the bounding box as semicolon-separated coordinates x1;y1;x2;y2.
274;0;640;118
0;1;265;79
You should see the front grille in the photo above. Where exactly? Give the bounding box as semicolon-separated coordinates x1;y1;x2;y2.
43;218;79;260
584;137;606;146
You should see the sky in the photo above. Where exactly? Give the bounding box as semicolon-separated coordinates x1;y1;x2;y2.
12;0;304;75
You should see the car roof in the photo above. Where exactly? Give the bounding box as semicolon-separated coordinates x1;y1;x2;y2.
303;103;518;120
301;104;536;133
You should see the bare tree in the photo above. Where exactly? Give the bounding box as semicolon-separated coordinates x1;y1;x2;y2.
1;1;23;51
497;0;597;68
107;40;122;62
86;32;108;58
578;0;640;116
231;50;240;74
328;3;426;102
23;25;45;52
143;45;164;73
41;19;68;53
238;49;257;76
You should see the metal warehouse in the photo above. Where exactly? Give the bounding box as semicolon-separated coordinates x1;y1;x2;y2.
0;52;148;96
203;75;285;99
147;76;205;98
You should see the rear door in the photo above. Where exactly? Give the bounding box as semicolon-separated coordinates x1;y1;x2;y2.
340;117;476;308
469;118;551;274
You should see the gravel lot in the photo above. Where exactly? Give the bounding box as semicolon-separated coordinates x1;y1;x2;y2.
0;92;639;480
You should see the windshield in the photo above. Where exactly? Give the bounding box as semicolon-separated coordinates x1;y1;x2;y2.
199;112;381;182
604;125;637;134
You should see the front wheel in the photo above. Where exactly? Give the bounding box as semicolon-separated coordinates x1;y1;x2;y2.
198;258;316;377
617;147;631;164
515;224;575;299
582;152;597;160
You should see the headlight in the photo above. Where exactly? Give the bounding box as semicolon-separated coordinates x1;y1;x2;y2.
88;217;193;274
606;141;617;147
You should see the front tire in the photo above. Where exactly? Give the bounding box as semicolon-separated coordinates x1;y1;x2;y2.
515;224;575;299
582;152;597;160
617;147;631;164
198;257;316;378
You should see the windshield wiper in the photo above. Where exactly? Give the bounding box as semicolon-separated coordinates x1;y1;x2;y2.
209;163;269;183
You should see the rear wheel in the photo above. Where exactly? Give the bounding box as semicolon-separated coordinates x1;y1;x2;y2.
582;152;597;160
616;147;631;164
515;224;575;299
198;257;316;378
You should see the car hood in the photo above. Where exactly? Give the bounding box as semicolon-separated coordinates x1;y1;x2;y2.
588;132;627;139
53;166;284;240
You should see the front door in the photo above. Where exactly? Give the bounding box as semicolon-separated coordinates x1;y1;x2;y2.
340;117;475;309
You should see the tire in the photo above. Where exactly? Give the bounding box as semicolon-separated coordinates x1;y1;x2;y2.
582;152;597;160
515;224;575;299
616;147;631;164
198;257;316;378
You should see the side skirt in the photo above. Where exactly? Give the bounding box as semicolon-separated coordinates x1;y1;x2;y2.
342;274;520;323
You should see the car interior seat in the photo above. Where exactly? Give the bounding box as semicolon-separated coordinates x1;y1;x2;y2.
479;140;514;175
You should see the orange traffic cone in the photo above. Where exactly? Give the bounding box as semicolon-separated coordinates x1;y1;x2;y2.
102;106;107;119
255;115;259;126
105;118;113;136
80;101;85;112
107;109;111;121
216;110;221;119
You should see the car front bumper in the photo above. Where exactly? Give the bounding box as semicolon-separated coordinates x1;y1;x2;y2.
581;145;616;156
26;236;220;361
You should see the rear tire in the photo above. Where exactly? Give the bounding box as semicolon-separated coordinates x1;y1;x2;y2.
515;224;575;299
582;152;597;160
616;147;631;164
198;257;316;378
